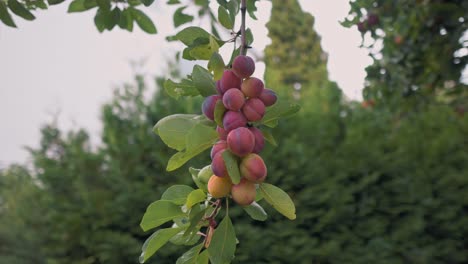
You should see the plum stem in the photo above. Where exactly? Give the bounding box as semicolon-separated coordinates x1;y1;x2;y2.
240;0;247;55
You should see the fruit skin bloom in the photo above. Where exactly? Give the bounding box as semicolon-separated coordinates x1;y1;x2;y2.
232;55;256;78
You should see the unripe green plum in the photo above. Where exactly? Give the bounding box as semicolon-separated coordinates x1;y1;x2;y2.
211;140;227;159
198;165;213;185
241;77;264;98
227;127;255;157
242;98;265;121
223;111;247;132
211;150;228;177
232;55;255;78
231;178;256;206
220;70;241;94
259;88;277;107
208;175;232;198
202;95;221;120
217;126;228;140
223;88;245;111
249;127;265;153
240;153;267;183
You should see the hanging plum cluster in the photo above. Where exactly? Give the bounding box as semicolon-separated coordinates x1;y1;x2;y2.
201;55;277;205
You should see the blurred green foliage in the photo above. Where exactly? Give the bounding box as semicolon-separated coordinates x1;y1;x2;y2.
1;0;467;263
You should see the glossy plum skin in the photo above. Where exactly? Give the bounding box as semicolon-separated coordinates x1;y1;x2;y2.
240;153;267;183
242;98;265;122
231;178;256;206
211;150;228;177
202;95;221;120
232;55;255;79
241;77;264;98
220;70;241;94
208;175;232;198
211;140;227;159
223;88;245;111
249;127;265;154
227;127;255;157
259;88;277;107
223;111;247;132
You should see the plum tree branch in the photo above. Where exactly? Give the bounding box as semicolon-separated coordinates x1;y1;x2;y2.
240;0;247;55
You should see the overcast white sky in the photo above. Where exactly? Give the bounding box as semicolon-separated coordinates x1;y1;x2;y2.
0;0;371;167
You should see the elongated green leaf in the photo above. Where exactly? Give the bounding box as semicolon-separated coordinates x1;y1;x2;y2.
140;227;184;263
246;0;258;20
218;5;233;29
189;167;206;191
140;200;186;231
262;130;278;147
118;8;133;31
68;0;97;12
176;243;204;264
161;185;194;205
8;0;35;21
142;0;155;6
48;0;66;5
259;183;296;220
226;0;238;23
175;26;213;46
153;114;202;151
189;36;219;60
0;2;16;27
173;6;193;27
198;250;209;264
164;78;199;99
261;101;301;128
186;189;206;209
167;123;218;171
208;52;225;81
222;151;240;184
192;65;217;97
96;0;110;9
208;215;236;264
243;201;267;221
213;100;226;128
183;204;206;237
131;7;156;34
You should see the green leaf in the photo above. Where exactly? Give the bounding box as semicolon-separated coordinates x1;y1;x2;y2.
192;65;217;97
208;52;225;81
213;100;226;128
164;78;199;99
218;6;233;29
227;46;241;67
170;229;201;246
167;0;180;4
243;201;267;221
174;6;193;27
226;0;238;23
96;0;110;10
175;26;224;47
261;101;301;128
176;243;204;264
68;0;97;12
259;183;296;220
189;36;220;60
208;215;236;264
140;200;186;231
246;0;258;20
153;114;205;151
142;0;155;6
48;0;66;5
0;2;16;27
8;0;35;21
167;123;218;171
183;204;206;237
161;185;195;205
198;250;210;264
94;8;117;32
221;151;240;184
140;227;184;263
262;130;277;147
245;28;253;46
130;7;156;34
118;8;133;31
189;167;206;191
186;189;206;209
